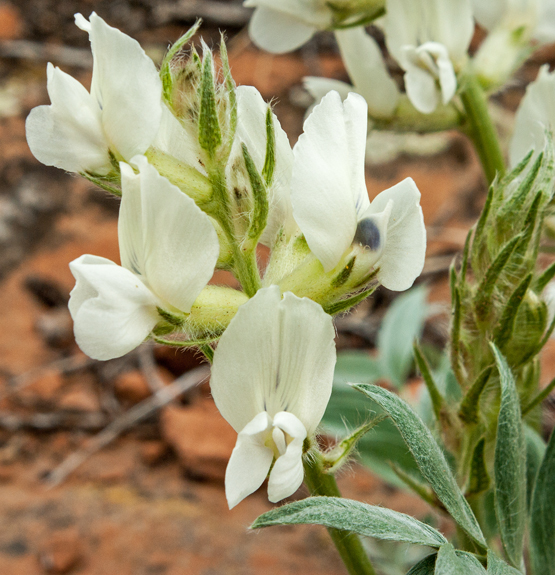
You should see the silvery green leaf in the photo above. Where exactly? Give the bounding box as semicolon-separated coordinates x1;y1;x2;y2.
525;425;546;510
435;544;487;574
530;427;555;575
251;496;447;548
486;550;522;575
377;285;429;387
352;384;486;548
491;344;526;569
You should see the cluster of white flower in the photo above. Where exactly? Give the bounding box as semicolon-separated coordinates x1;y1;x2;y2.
247;0;555;122
26;13;426;508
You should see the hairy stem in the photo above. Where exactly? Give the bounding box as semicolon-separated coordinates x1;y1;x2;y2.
303;455;377;575
459;73;506;185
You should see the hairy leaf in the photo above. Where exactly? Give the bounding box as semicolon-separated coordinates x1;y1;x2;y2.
251;496;447;548
491;344;526;569
530;427;555;575
406;553;437;574
352;384;486;548
435;544;487;574
486;550;522;574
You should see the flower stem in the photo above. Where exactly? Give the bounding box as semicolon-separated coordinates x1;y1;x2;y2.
459;73;506;185
302;455;377;575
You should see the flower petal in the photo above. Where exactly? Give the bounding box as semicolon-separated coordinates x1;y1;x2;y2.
69;254;159;360
228;87;295;246
291;91;368;271
510;65;555;167
25;63;110;174
267;412;307;503
335;28;399;118
76;13;162;161
402;52;441;115
225;412;274;509
247;6;317;54
119;156;219;313
210;286;336;434
303;77;356;105
365;178;426;291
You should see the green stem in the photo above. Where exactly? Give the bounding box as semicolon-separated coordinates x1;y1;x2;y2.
303;456;377;575
459;73;506;185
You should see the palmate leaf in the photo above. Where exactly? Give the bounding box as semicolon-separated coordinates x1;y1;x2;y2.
251;496;448;548
529;427;555;575
490;344;526;569
352;384;486;549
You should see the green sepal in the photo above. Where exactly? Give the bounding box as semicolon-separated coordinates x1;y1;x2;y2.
458;366;493;425
151;334;220;348
466;438;491;497
262;107;276;186
522;374;555;416
473;234;523;322
322;283;377;315
460;227;473;284
535;261;555;292
413;341;445;423
471;182;494;270
156;307;185;327
160;19;202;103
493;273;533;350
198;49;222;158
241;143;269;245
218;34;237;146
332;256;356;288
322;414;387;474
82;172;122;197
450;283;464;383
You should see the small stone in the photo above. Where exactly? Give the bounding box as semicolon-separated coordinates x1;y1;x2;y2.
160;398;236;482
58;386;99;413
113;370;151;404
38;529;83;574
140;440;169;466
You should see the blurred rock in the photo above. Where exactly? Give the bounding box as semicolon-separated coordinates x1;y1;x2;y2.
113;370;151;404
0;3;23;40
58;386;99;413
38;528;84;574
35;308;74;349
160;398;235;481
140;440;170;466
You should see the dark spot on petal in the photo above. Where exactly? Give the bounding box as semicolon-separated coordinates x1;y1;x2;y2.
354;219;380;251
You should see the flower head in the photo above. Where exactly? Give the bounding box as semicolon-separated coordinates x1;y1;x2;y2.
26;13;162;175
290;91;426;291
69;157;219;360
383;0;473;114
210;286;336;508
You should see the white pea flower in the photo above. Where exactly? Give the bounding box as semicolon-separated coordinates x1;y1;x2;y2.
26;13;162;176
383;0;473;114
473;0;555;45
244;0;334;54
510;66;555;167
68;157;219;360
291;91;426;291
210;286;336;508
304;27;399;120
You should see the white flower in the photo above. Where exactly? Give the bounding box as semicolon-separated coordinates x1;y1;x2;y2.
510;65;555;167
68;156;219;360
291;91;426;291
210;286;336;508
304;28;400;120
383;0;473;114
244;0;333;54
26;13;162;175
473;0;555;44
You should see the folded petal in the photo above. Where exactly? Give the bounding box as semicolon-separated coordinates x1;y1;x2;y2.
291;91;367;271
225;412;274;509
365;178;426;291
510;65;555;167
303;77;356;105
247;6;317;54
119;156;219;313
268;412;306;502
76;13;162;161
403;55;441;115
211;286;336;434
26;63;110;174
335;28;399;118
69;254;159;360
